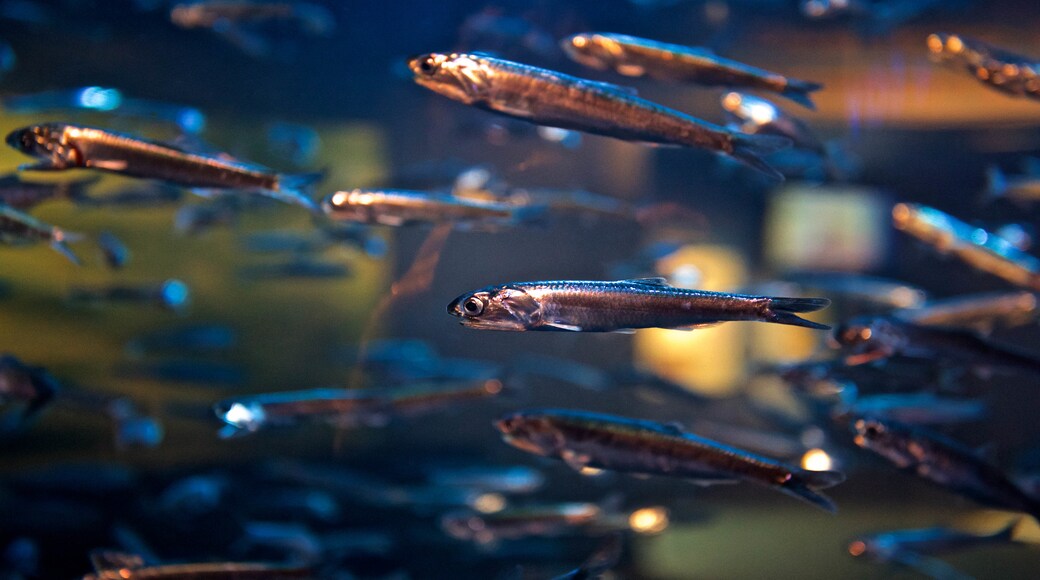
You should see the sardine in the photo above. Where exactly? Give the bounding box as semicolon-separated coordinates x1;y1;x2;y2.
237;257;351;280
836;393;986;426
170;1;335;36
125;324;236;358
0;202;82;264
0;173;96;210
68;279;190;312
84;550;311;580
321;189;545;230
851;416;1040;518
448;277;830;332
440;502;607;543
495;409;845;512
563;33;822;109
425;466;544;495
894;291;1038;334
893;203;1040;292
409;53;790;179
849;520;1020;563
6;123;321;211
0;354;58;426
928;33;1040;101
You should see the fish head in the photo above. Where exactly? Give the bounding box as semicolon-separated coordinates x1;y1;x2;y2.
847;536;891;562
851;417;916;468
560;33;622;70
830;317;902;365
321;190;376;222
448;285;542;331
494;411;565;457
5;123;79;168
214;399;266;431
721;92;778;127
409;53;492;105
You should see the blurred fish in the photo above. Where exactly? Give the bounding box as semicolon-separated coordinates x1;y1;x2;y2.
1;87;205;134
0;202;82;264
0;173;96;210
553;534;623;580
986;165;1040;205
458;9;559;60
6;123;321;211
722;92;825;153
499;188;703;228
928;33;1040;101
106;398;164;450
496;409;845;512
894;291;1038;334
509;354;614;392
448;277;830;332
230;521;322;566
440;497;638;544
241;230;328;254
121;358;244;386
832;315;1040;376
265;122;320;167
238;487;341;524
321;189;546;231
849;520;1021;565
170;1;335;36
804;0;943;34
174;201;238;235
214;379;504;437
563;33;822;109
893;203;1040;292
125;323;236;358
995;223;1033;252
851;416;1040;518
425;465;544;495
780;271;927;310
79;183;184;208
409;53;790;179
0;354;58;428
83;550;311;580
238;257;351;280
835;393;986;426
68;279;190;312
97;230;130;269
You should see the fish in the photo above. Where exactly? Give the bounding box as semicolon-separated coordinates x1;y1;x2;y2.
408;53;791;179
106;399;164;450
425;465;545;495
97;230;130;269
831;315;1040;376
835;393;986;426
986;164;1040;204
68;279;190;312
0;173;97;210
562;33;823;110
78;183;184;208
851;416;1040;518
448;277;830;332
928;33;1040;101
170;1;335;36
125;324;236;358
495;409;845;512
777;271;928;310
0;87;206;134
892;203;1040;292
174;201;238;235
5;123;321;211
893;291;1038;334
214;379;503;437
849;520;1021;563
83;550;311;580
0;202;82;264
440;497;633;544
721;92;826;153
0;354;58;427
553;534;624;580
237;257;351;280
321;189;546;231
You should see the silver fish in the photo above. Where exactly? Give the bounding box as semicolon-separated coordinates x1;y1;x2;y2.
928;33;1040;101
849;520;1020;563
6;123;320;211
496;409;845;512
894;291;1038;334
84;550;311;580
448;277;830;332
0;173;97;210
321;189;545;230
562;33;822;109
409;52;790;179
0;202;82;264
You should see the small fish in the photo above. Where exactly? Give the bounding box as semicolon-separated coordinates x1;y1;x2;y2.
986;164;1040;204
836;393;986;426
121;358;244;386
106;398;164;450
0;173;97;210
265;122;320;167
0;87;205;134
238;257;351;280
0;39;14;77
553;534;623;580
125;324;236;358
928;33;1040;101
97;230;130;269
79;183;184;208
851;416;1040;518
321;189;546;231
563;33;822;110
214;379;503;437
68;279;190;312
440;498;630;544
170;1;335;36
0;203;82;264
83;550;311;580
721;92;825;153
496;409;845;512
409;53;790;179
849;520;1021;563
448;277;830;332
6;123;321;211
0;354;58;427
832;315;1040;376
425;465;544;495
779;271;928;310
174;201;238;235
894;291;1038;334
893;203;1040;292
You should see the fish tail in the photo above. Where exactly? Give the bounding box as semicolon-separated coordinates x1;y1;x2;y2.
985;165;1008;200
765;296;831;329
782;79;824;110
730;133;791;181
274;171;326;212
778;469;845;513
51;230;83;265
63;176;101;203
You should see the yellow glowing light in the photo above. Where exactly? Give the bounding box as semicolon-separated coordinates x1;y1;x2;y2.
629;507;669;534
848;540;867;557
946;35;964;54
572;35;587;48
801;448;833;472
722;92;743;112
473;493;507;514
579;466;605;477
330;190;350;206
926;34;943;54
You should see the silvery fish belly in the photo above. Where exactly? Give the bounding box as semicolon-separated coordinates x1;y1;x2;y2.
448;278;830;332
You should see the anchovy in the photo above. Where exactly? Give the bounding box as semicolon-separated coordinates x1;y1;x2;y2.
928;33;1040;101
562;33;822;109
237;257;351;280
893;203;1040;292
779;271;928;310
0;173;96;210
170;1;334;36
849;520;1020;563
214;380;503;437
69;279;190;312
425;466;544;494
5;123;320;211
495;409;845;512
321;189;545;230
409;53;790;179
0;354;58;425
440;501;626;543
0;202;82;264
84;550;311;580
851;416;1040;518
894;291;1038;334
448;277;830;332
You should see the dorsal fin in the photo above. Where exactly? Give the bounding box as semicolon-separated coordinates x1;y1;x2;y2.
582;79;639;97
622;277;669;286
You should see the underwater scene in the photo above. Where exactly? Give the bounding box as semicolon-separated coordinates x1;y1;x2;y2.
2;1;1040;578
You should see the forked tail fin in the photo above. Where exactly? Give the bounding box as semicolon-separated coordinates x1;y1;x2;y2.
782;79;824;111
275;171;326;212
766;296;832;330
778;469;845;513
730;133;791;181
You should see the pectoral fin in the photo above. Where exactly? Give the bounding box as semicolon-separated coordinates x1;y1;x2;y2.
19;160;63;171
547;322;583;332
89;159;128;171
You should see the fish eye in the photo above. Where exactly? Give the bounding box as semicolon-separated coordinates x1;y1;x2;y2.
462;296;484;316
419;57;438;75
